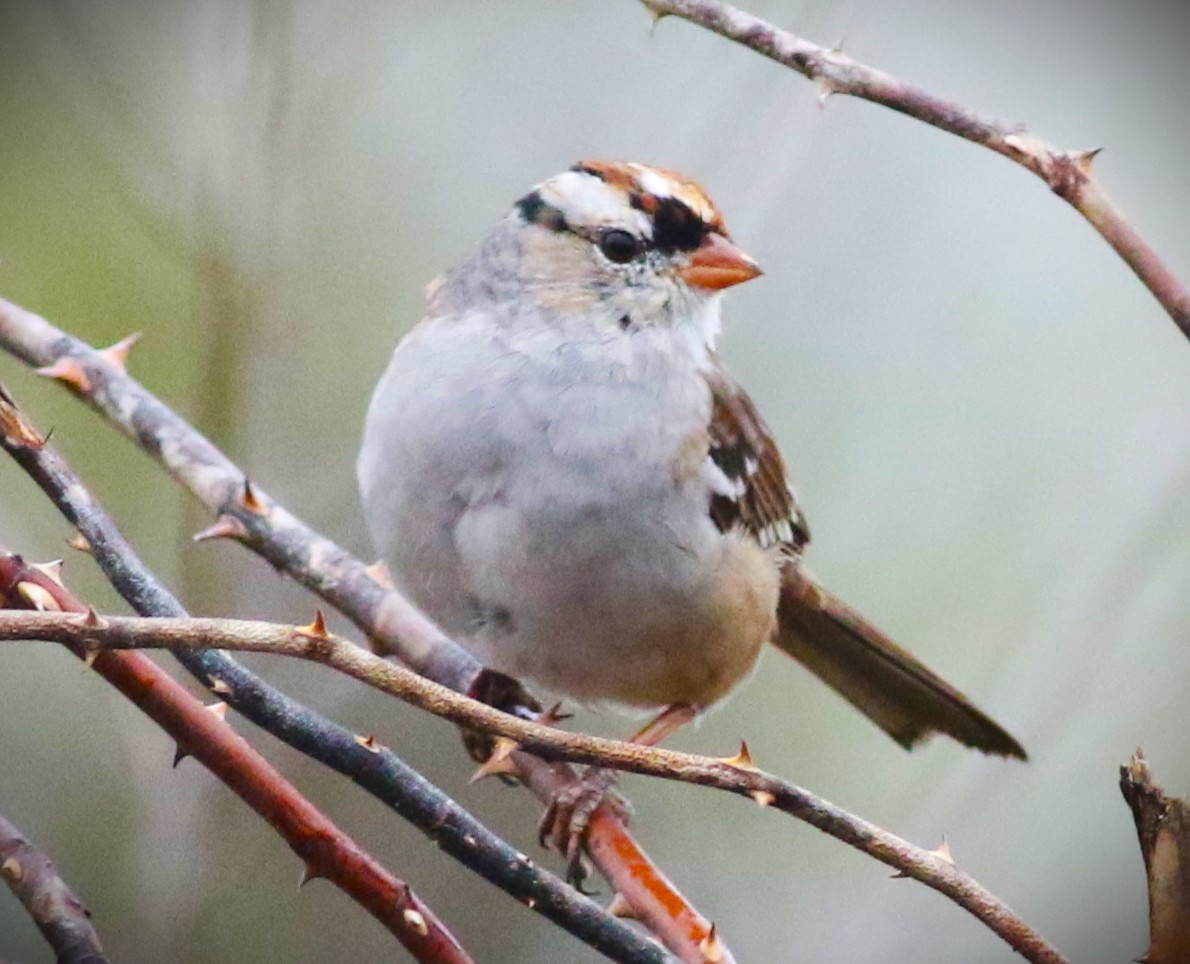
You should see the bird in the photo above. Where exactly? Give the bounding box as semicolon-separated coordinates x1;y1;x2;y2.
358;160;1025;866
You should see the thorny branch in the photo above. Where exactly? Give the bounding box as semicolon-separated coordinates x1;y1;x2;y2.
0;549;471;964
0;8;1172;958
0;296;720;964
1120;752;1190;964
0;377;671;964
0;294;1066;961
641;0;1190;342
0;810;108;964
0;609;1068;964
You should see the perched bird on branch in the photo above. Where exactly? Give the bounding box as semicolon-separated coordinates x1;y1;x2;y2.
359;160;1025;867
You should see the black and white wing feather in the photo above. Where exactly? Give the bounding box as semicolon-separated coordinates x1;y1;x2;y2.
704;366;810;554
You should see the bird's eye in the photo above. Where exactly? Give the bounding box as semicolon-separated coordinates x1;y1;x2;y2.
598;229;640;264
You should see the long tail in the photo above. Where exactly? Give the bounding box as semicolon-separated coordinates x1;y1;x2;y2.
774;567;1026;759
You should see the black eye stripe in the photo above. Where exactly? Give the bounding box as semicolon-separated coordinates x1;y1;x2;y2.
648;197;707;253
517;183;709;256
515;191;567;232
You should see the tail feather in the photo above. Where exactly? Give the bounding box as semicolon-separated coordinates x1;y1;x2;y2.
774;568;1026;759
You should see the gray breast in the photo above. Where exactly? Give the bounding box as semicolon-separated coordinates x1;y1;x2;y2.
358;310;723;679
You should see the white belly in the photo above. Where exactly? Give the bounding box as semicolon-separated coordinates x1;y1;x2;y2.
359;315;779;709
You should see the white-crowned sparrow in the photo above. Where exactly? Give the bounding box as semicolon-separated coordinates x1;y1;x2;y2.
358;161;1025;767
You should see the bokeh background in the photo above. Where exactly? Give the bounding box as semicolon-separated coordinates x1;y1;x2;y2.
1;1;1188;961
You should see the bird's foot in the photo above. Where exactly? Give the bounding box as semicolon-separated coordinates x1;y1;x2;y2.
462;668;542;776
538;766;632;890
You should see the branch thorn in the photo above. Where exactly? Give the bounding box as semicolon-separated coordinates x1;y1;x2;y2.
1071;146;1104;175
172;744;190;768
241;478;266;514
76;606;107;629
298;609;329;639
0;390;46;448
928;836;955;865
750;789;776;808
720;740;758;771
30;559;64;586
698;922;724;962
204;701;230;722
365;559;394;589
35;357;92;392
66;533;92;554
16;581;60;612
192;514;249;543
469;737;520;783
640;1;670;26
208;675;232;695
98;332;143;374
354;733;382;753
402;908;429;936
893;836;953;878
608;892;637;919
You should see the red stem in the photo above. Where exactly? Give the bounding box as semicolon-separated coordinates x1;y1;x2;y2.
0;552;472;964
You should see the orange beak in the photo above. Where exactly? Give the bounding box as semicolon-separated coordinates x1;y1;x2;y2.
677;233;762;291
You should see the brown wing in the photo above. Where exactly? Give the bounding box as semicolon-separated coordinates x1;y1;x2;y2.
702;372;1026;759
704;365;810;553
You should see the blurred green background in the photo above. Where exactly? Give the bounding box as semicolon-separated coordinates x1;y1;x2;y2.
1;1;1188;961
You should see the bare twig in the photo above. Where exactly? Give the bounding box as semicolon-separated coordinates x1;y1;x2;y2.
1120;751;1190;964
0;551;472;963
641;0;1190;341
0;378;671;964
0;810;108;964
0;295;717;963
0;609;1067;964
